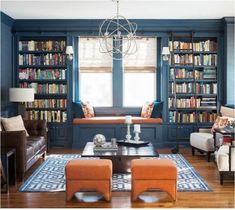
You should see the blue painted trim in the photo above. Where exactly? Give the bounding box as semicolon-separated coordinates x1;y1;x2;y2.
73;37;79;102
113;38;123;107
12;19;228;33
1;12;14;27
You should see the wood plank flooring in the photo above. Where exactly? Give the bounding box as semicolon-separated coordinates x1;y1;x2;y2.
1;148;234;208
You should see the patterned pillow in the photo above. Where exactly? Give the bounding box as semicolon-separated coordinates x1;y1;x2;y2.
141;101;154;118
81;101;95;118
1;115;29;136
211;116;228;133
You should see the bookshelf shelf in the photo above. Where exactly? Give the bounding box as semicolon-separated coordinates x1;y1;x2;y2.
19;50;65;54
17;38;68;123
19;65;66;68
168;34;218;125
19;79;67;83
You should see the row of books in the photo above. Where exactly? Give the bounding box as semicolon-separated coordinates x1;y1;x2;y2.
195;83;217;94
19;53;66;66
199;97;216;109
171;54;193;65
19;40;66;51
171;54;217;66
198;112;217;123
194;54;217;66
195;68;216;80
19;68;66;80
169;111;196;123
168;97;197;108
20;82;67;94
168;97;216;109
169;41;192;51
169;68;194;79
169;68;216;80
26;110;67;122
169;40;217;52
193;40;217;52
169;82;217;94
169;82;194;94
26;99;67;108
169;111;217;123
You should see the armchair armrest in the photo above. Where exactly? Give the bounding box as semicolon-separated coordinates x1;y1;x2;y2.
1;130;27;176
23;120;47;140
229;144;235;171
199;128;211;133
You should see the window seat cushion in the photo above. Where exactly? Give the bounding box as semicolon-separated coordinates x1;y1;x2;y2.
73;116;162;125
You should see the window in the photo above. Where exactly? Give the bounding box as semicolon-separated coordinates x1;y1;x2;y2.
123;37;156;107
79;37;113;107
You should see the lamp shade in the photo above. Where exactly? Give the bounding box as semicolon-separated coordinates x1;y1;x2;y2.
162;47;170;55
66;46;74;54
9;88;35;102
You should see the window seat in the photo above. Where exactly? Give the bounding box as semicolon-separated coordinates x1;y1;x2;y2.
73;116;163;125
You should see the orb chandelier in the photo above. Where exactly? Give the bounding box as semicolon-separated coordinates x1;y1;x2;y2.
99;0;138;60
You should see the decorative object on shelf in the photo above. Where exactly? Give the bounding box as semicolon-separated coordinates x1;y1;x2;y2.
125;115;132;141
134;124;141;141
162;47;170;62
9;88;35;119
93;142;118;152
93;134;106;147
99;0;137;60
111;138;117;147
66;46;74;61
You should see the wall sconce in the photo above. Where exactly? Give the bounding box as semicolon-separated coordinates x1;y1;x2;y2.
66;46;74;61
162;47;170;62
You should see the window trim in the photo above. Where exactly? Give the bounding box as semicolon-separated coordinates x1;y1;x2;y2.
75;36;160;111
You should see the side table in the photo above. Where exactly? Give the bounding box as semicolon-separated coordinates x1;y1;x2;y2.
213;127;235;150
1;148;16;193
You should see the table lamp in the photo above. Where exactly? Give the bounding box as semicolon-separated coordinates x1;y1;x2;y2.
9;88;35;119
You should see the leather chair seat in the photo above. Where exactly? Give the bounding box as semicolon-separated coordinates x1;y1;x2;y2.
27;136;45;152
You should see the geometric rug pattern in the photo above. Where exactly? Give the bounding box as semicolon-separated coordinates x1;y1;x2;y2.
19;154;212;192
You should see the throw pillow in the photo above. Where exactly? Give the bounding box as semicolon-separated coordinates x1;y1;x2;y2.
1;115;29;136
81;101;95;118
151;101;163;118
211;116;228;133
73;102;85;118
141;101;154;118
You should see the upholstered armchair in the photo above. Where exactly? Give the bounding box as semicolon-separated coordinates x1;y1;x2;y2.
215;144;235;184
1;119;47;181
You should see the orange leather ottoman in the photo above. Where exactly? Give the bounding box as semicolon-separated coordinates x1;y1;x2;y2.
131;159;177;201
65;159;112;201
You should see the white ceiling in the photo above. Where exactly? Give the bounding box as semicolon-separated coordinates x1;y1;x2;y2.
1;0;235;20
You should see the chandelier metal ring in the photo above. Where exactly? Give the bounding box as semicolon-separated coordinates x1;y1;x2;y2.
99;0;138;60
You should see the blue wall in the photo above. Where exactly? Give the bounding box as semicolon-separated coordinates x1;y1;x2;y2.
224;17;235;106
1;12;16;116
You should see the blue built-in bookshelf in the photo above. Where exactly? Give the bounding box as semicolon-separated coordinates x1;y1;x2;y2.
168;33;218;126
17;38;68;123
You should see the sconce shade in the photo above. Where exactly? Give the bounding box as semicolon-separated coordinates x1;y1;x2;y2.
66;46;74;55
9;88;35;102
162;47;170;55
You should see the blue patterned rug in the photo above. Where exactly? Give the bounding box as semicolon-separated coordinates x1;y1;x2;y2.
19;154;211;192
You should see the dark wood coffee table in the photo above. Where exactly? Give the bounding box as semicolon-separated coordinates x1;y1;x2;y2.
81;142;159;173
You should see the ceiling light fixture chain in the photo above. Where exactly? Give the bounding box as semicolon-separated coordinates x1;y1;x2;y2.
99;0;138;60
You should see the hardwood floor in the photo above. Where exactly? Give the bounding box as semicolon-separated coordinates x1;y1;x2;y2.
1;148;234;208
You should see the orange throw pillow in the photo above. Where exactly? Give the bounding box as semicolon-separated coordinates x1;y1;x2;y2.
211;116;228;133
141;102;154;118
81;102;95;118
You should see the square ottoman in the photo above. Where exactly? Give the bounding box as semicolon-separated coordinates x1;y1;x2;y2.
131;159;177;201
65;159;112;201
